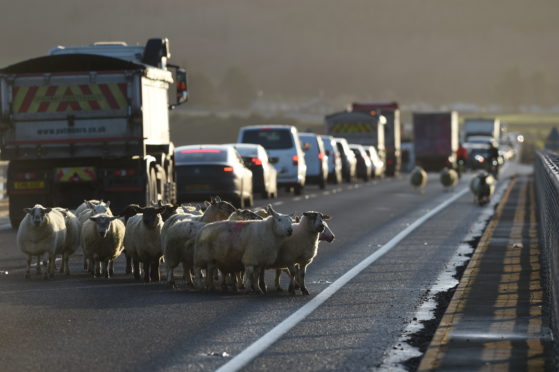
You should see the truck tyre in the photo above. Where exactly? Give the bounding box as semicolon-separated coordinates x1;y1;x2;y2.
146;167;158;206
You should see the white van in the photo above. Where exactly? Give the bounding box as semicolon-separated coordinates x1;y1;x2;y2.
237;125;307;195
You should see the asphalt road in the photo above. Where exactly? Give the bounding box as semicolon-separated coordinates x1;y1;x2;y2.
0;163;528;371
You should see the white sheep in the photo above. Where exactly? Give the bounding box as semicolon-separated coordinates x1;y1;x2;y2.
124;206;165;282
162;198;236;288
268;212;332;295
17;205;67;279
81;213;125;278
77;200;113;271
440;167;458;191
193;205;293;294
53;208;81;275
410;166;427;193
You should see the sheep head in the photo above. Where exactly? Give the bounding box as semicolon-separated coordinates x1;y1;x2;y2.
89;214;119;238
268;205;293;237
24;204;52;227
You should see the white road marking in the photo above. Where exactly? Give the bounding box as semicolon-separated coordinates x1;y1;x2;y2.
217;186;470;372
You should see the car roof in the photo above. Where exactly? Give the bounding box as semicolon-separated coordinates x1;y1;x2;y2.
240;124;296;130
175;144;232;152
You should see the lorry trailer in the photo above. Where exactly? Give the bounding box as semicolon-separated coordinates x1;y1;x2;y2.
0;38;188;226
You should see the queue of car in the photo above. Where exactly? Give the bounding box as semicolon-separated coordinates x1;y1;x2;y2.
174;125;386;207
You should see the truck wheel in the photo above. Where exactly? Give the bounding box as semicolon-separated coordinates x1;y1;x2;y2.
146;168;158;206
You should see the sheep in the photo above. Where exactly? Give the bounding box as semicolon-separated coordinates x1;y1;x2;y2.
470;171;496;206
17;205;67;279
193;204;293;294
123;206;166;282
410;166;427;193
53;208;81;275
162;197;236;288
267;212;332;295
77;200;113;271
76;200;112;224
81;213;125;278
440;167;458;191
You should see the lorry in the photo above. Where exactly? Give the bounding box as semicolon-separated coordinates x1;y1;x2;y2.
462;118;500;143
324;108;386;170
350;102;401;176
412;111;459;172
0;38;188;227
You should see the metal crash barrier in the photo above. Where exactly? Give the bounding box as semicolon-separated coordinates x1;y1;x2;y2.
535;150;559;354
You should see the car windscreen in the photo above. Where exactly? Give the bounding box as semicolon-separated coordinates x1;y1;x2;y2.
234;147;257;158
175;149;228;164
242;129;294;150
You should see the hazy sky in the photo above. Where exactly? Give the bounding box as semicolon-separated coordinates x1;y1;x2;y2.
1;0;557;106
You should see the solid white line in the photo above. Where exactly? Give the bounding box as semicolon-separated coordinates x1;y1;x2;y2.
217;186;470;372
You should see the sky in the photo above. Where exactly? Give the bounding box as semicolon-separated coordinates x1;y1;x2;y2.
1;0;557;107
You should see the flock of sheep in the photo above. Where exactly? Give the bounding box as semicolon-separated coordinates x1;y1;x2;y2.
16;197;334;295
409;166;496;205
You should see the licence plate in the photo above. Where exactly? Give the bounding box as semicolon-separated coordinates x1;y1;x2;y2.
14;181;45;190
185;184;209;191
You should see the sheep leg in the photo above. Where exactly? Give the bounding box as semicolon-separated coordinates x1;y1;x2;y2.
150;260;160;282
274;269;283;292
125;250;132;274
245;266;264;295
101;260;109;278
184;264;194;288
206;263;216;291
220;270;229;292
25;255;32;279
36;255;42;274
258;268;267;294
132;257;141;280
108;260;115;277
93;257;101;278
63;252;70;275
235;271;245;290
166;263;176;288
143;261;150;282
46;253;55;279
288;265;299;295
298;264;309;295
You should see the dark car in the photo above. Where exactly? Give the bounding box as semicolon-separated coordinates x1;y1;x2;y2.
174;144;253;208
230;143;277;199
349;144;373;181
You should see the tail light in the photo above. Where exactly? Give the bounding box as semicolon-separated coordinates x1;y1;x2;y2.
223;167;234;172
251;158;262;166
113;169;136;177
292;155;299;166
318;152;324;160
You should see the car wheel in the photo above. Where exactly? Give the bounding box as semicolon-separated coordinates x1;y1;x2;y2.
319;177;326;190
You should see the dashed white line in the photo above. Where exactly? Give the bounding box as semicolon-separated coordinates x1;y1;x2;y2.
216;186;470;372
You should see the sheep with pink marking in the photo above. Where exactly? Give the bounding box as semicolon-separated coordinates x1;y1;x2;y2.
193;204;293;294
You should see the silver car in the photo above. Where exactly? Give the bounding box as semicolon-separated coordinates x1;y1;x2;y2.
299;133;328;189
320;135;343;184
